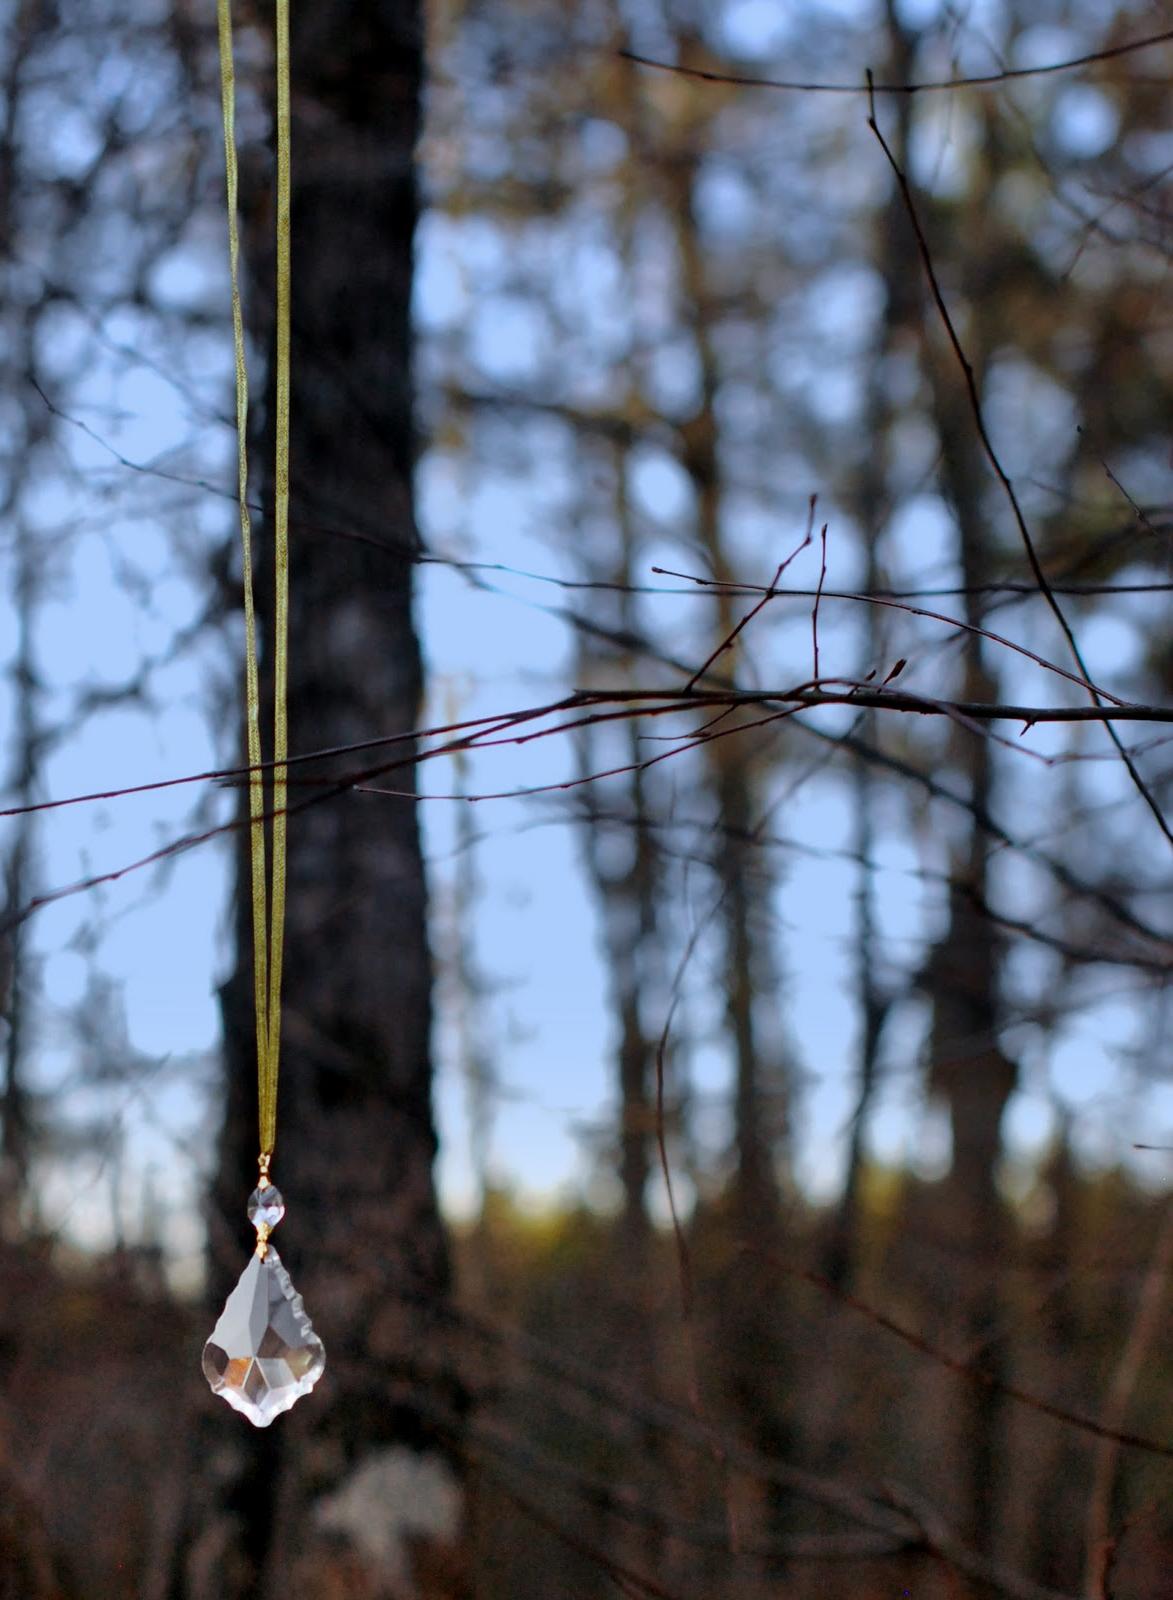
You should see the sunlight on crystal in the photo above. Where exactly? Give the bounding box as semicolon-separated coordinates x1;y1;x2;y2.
202;1249;325;1426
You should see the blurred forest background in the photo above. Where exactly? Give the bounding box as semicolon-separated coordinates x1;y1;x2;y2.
1;1;1171;1597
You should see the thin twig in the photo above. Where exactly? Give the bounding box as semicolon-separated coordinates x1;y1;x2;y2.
683;498;815;690
812;522;828;678
654;896;742;1554
1083;1203;1173;1595
6;683;1173;935
740;1245;1173;1460
865;76;1173;847
620;28;1173;97
654;562;1129;704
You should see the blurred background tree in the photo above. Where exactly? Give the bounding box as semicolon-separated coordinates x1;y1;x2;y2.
1;1;1171;1597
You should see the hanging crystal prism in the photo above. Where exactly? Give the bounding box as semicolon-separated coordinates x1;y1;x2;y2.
202;1183;325;1426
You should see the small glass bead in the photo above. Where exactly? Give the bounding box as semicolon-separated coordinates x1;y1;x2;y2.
247;1183;286;1233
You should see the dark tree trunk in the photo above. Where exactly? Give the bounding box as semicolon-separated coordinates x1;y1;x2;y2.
662;43;795;1561
576;444;661;1272
0;533;36;1239
826;4;915;1295
180;6;468;1597
917;103;1019;1558
0;4;46;1244
665;123;787;1227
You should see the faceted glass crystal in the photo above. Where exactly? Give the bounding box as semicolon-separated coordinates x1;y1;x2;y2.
202;1248;325;1425
247;1183;286;1232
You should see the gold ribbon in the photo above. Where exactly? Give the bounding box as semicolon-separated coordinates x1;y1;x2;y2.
216;0;291;1164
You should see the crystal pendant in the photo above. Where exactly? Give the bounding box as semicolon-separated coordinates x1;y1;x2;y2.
202;1184;325;1426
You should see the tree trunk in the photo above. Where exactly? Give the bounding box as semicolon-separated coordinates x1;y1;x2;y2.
662;42;794;1566
917;99;1019;1558
0;528;37;1240
665;114;785;1228
0;2;48;1244
827;3;915;1295
180;6;468;1596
